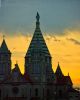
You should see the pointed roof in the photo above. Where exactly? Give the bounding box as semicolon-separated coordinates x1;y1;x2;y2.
55;62;63;77
0;39;11;53
26;12;51;56
11;63;23;82
55;63;73;85
12;63;21;74
65;76;73;85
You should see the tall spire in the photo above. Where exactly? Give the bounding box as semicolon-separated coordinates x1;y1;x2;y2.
25;12;52;82
26;12;50;56
36;12;40;29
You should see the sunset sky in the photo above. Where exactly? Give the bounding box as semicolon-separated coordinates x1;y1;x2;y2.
0;0;80;87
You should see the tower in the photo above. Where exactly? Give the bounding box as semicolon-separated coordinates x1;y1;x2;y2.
25;12;54;82
55;62;63;78
0;38;11;81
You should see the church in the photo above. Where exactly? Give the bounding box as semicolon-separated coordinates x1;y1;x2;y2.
0;12;80;100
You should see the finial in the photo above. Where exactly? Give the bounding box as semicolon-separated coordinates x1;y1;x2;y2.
36;12;40;22
36;12;40;28
68;73;69;76
15;60;18;68
3;35;5;40
58;62;59;66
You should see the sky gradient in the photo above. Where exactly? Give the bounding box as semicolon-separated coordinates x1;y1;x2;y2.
0;0;80;87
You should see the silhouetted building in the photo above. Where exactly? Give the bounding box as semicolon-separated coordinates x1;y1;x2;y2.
55;63;73;100
0;12;80;100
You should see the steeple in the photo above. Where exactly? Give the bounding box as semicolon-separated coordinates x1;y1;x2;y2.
55;62;63;77
0;37;11;81
26;12;50;56
0;37;11;53
25;13;53;82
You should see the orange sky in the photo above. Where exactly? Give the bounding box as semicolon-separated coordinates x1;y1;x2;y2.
0;30;80;87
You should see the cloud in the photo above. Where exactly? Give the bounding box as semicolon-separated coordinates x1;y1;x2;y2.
67;38;80;45
45;35;61;42
73;78;80;87
52;36;61;42
65;54;72;57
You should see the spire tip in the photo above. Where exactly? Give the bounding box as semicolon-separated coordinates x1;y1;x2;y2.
58;62;59;66
36;12;40;21
3;35;5;40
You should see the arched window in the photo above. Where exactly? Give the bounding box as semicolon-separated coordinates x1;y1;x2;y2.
35;88;38;96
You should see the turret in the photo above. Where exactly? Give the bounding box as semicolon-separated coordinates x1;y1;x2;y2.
0;38;11;81
55;62;63;78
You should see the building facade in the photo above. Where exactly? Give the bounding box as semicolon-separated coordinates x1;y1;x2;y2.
0;13;79;100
